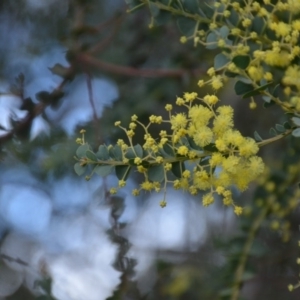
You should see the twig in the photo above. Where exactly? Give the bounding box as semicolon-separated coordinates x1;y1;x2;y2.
78;53;203;78
230;206;269;300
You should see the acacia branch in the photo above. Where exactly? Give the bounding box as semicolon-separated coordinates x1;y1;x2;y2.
78;53;204;78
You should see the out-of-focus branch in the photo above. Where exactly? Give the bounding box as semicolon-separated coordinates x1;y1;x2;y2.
88;14;125;55
78;53;204;78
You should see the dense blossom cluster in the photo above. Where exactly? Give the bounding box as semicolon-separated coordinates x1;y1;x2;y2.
177;0;300;113
109;91;264;215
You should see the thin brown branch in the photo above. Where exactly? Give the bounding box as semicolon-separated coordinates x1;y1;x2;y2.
89;14;125;55
78;54;204;78
85;72;103;144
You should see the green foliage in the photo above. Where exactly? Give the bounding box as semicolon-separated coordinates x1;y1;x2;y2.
72;0;300;299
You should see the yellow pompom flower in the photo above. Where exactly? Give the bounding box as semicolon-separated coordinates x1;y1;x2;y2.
213;115;234;136
211;76;223;90
141;181;154;191
177;145;189;156
184;92;198;102
238;138;259;157
234;206;243;215
171;113;188;129
188;105;213;126
202;193;215;206
193;127;214;147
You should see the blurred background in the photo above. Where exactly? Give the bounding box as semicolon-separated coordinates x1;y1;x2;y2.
0;0;300;299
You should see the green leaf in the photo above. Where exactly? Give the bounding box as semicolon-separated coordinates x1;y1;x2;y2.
74;162;86;176
206;32;218;49
94;165;114;177
171;162;185;178
242;82;272;98
275;124;285;132
291;117;300;126
263;100;275;108
177;17;196;36
76;144;90;158
224;70;238;78
159;143;175;158
125;148;136;160
182;0;200;12
134;144;143;157
292;128;300;137
141;160;150;168
252;16;265;34
148;164;164;182
109;145;123;161
153;10;172;26
253;131;263;142
115;165;131;180
232;55;250;69
242;82;272;99
149;2;160;17
214;53;230;70
219;25;229;38
269;127;277;136
262;95;272;103
86;150;98;162
96;145;110;160
125;144;143;159
234;81;253;95
283;121;291;129
203;143;218;152
272;84;280;97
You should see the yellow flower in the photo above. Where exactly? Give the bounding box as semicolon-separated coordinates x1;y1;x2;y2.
247;66;264;82
213;115;233;136
265;50;291;67
177;145;189;156
202;193;214;206
222;156;240;174
176;97;185;105
238;138;259;157
164;163;172;171
131;114;138;121
207;67;215;76
180;36;187;43
141;181;154;191
160;200;167;208
165;104;173;111
193;127;214;147
171;113;188;129
203;94;219;105
137;165;147;173
182;170;191;178
210;153;224;166
118;180;126;187
248;156;265;175
132;189;140;196
211;76;223;90
134;157;142;165
198;80;205;87
188;105;213;126
234;206;243;215
155;156;164;163
184;92;198;102
110;187;118;194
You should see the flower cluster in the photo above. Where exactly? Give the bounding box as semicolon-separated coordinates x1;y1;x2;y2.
108;91;264;215
176;0;300;113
